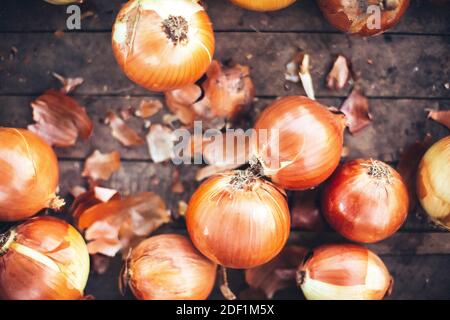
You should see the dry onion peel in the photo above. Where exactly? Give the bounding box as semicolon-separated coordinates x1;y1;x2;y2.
82;150;121;182
76;192;171;257
28;89;93;147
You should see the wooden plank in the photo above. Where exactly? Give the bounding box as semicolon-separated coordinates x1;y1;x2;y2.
289;231;450;255
84;247;450;300
0;0;449;35
0;33;448;97
211;0;450;35
0;96;448;162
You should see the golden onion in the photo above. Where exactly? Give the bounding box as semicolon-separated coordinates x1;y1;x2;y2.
417;136;450;229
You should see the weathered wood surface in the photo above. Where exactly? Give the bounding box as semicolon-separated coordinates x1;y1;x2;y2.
0;33;449;98
0;0;449;300
1;96;448;162
1;0;449;35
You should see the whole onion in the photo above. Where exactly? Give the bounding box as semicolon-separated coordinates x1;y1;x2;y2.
186;171;290;269
0;217;90;300
252;96;346;190
298;244;392;300
322;159;409;243
230;0;296;11
0;128;62;221
112;0;215;92
317;0;410;36
417;136;450;229
44;0;82;4
124;234;217;300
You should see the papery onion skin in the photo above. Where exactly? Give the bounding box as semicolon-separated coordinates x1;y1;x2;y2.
186;172;290;269
0;216;90;300
0;128;61;221
112;0;215;92
252;96;346;190
127;234;216;300
230;0;296;11
417;136;450;229
322;159;409;243
317;0;410;36
298;244;392;300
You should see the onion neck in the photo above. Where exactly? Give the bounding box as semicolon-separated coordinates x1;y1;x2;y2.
229;158;264;191
248;157;264;178
48;196;66;211
229;169;258;191
0;229;16;256
365;159;393;185
162;15;189;45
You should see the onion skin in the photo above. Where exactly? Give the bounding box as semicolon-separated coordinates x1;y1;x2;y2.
417;136;450;229
253;96;346;190
112;0;215;92
298;244;392;300
127;234;216;300
186;172;290;269
0;217;90;300
230;0;296;11
322;159;409;243
0;128;61;221
317;0;410;36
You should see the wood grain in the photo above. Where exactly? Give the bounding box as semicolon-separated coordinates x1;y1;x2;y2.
0;96;448;162
0;33;448;97
0;0;448;34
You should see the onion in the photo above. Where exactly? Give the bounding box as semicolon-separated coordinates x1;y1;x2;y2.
252;96;346;190
322;159;409;243
112;0;215;92
230;0;296;11
0;216;90;300
186;171;290;269
0;128;63;221
44;0;82;4
298;244;392;300
417;136;450;229
124;234;216;300
317;0;410;36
